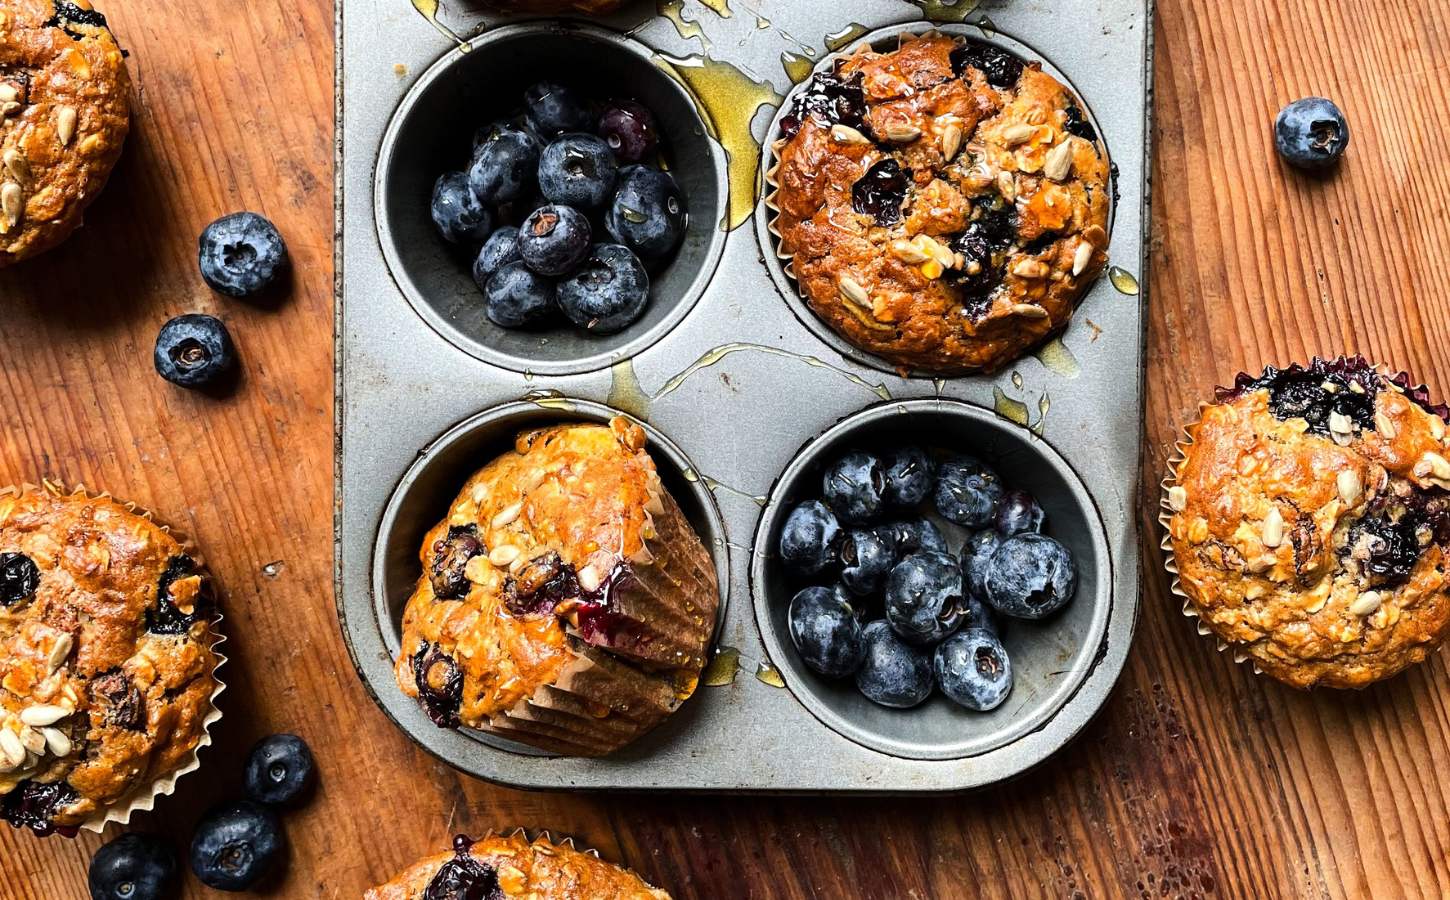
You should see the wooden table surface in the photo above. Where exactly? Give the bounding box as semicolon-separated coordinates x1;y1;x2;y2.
4;0;1450;896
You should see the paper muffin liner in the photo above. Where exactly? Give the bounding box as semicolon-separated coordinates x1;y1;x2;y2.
1157;357;1450;683
0;480;226;835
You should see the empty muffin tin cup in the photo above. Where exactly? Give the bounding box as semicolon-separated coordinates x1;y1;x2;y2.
369;399;730;761
751;399;1113;761
375;21;729;376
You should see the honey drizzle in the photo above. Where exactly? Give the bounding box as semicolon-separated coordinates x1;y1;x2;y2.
409;0;469;50
907;0;981;24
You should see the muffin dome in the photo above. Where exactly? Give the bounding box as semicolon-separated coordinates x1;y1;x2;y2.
366;831;670;900
770;32;1110;375
1164;358;1450;688
393;417;719;755
0;485;220;834
0;0;131;268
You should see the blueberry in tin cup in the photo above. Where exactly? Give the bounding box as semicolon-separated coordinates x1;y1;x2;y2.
393;417;720;756
1163;357;1450;688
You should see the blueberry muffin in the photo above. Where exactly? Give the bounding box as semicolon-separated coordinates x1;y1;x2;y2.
366;832;670;900
0;485;220;835
1164;358;1450;688
0;0;131;268
394;417;719;756
770;32;1110;375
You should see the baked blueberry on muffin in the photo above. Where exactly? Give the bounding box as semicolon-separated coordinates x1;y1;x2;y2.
769;32;1110;375
394;417;719;756
1164;358;1450;688
0;485;220;835
0;0;131;268
366;831;670;900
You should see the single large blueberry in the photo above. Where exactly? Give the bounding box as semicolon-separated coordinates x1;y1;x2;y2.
934;627;1012;711
934;455;1004;528
882;446;935;508
597;99;659;163
556;243;650;334
518;204;592;277
429;524;483;600
430;172;493;244
538;134;618;210
524;82;592;138
484;262;557;329
471;227;521;290
243;734;316;807
839;528;893;597
855;620;934;708
189;801;285;892
959;529;1001;602
1274;97;1349;171
425;837;503;900
787;585;866;678
884;550;965;646
821;451;886;525
0;553;39;607
605;165;687;259
778;499;841;576
468;124;540;205
153;315;236;390
995;489;1044;536
984;532;1077;619
88;833;177;900
198;212;289;298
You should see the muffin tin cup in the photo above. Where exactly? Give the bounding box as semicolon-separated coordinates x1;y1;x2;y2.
759;22;1116;379
0;481;227;835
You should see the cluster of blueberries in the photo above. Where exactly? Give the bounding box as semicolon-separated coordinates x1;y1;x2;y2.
87;734;315;898
430;82;687;335
779;447;1077;712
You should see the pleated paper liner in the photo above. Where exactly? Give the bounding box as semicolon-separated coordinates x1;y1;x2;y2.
1157;358;1450;685
0;480;226;835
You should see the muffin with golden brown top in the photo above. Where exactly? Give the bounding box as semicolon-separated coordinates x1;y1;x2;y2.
769;32;1110;375
367;832;671;900
0;0;131;268
0;485;220;835
394;417;719;756
1163;358;1450;689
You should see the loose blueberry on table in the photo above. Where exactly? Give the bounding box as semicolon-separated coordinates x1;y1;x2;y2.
244;733;317;807
89;833;177;900
1274;97;1349;170
197;212;288;298
153;314;237;390
775;445;1079;712
189;800;286;891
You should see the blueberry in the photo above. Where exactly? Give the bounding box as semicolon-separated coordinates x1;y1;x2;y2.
197;212;288;298
467;124;540;205
425;837;501;900
822;451;886;525
995;489;1044;536
960;529;1001;602
1274;97;1349;170
787;585;866;678
484;262;556;329
876;517;947;558
606;165;687;259
839;529;893;597
430;524;483;600
597;99;659;163
0;553;39;607
949;40;1024;88
517;205;591;277
778;499;841;575
525;81;592;138
411;642;463;728
89;833;177;900
189;801;285;892
934;455;1004;528
959;593;997;633
556;243;649;333
854;620;933;708
934;628;1012;712
153;314;236;390
984;532;1077;619
430;172;492;244
884;550;965;646
538;134;618;210
471;227;521;289
882;446;935;507
244;734;316;807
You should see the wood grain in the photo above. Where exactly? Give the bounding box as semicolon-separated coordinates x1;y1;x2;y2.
3;0;1450;896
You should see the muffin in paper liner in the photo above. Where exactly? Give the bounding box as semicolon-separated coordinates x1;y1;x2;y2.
1159;358;1450;689
0;480;225;836
763;28;1111;376
366;827;671;899
393;417;719;757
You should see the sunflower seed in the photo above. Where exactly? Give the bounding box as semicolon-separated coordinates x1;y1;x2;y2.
1000;123;1035;146
1072;240;1093;277
829;124;871;145
1374;410;1397;439
491;502;522;529
1328;411;1354;435
1261;507;1284;548
1348;380;1365;394
997;170;1016;201
1;182;21;229
40;727;70;758
20;704;69;727
1414;451;1450;481
1009;303;1048;319
488;545;521;567
1011;258;1049;279
1167;485;1188;511
1348;591;1382;617
1043;140;1074;181
837;275;870;306
916;234;955;269
18;726;44;755
0;730;23;768
1;150;29;188
889;239;930;265
940;122;963;160
46;634;73;674
56;105;77;145
1337;469;1362;506
883;123;921;143
0;85;15;105
577;565;603;593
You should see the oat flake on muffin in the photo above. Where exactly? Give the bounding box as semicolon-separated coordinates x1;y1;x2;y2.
1164;357;1450;689
770;32;1110;375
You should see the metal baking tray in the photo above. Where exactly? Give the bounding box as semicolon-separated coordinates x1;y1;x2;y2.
337;0;1151;792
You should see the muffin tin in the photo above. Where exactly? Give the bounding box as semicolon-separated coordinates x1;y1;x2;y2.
339;0;1151;791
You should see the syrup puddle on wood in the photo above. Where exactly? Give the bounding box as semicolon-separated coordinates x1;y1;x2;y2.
1108;266;1140;295
409;0;470;50
1034;336;1082;379
908;0;980;23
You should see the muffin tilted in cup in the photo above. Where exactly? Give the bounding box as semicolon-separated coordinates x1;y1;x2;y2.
393;417;719;756
367;830;670;900
0;484;222;835
1162;358;1450;688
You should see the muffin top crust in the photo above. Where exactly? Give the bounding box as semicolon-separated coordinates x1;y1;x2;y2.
0;486;219;834
771;32;1110;375
366;832;671;900
0;0;131;268
1166;358;1450;688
